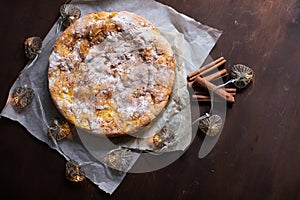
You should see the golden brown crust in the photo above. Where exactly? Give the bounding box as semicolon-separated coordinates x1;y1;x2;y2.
48;11;176;137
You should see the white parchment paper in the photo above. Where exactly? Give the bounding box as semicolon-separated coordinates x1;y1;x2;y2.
1;0;222;194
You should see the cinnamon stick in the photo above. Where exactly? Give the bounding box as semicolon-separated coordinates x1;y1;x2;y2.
192;93;236;102
187;57;225;81
188;67;228;88
193;76;235;103
195;88;237;93
192;95;224;102
192;97;213;102
224;88;237;93
192;94;210;99
194;88;236;96
199;59;226;77
203;69;228;82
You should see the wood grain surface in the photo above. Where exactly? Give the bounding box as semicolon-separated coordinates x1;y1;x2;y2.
1;0;300;199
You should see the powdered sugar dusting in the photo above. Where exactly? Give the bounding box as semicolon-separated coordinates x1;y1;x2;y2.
48;11;175;136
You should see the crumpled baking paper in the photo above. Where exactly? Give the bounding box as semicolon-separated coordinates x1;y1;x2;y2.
0;0;222;194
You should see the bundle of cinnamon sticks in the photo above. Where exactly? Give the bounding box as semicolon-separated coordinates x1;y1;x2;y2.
187;57;235;103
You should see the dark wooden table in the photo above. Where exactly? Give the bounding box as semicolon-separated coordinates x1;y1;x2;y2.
1;0;300;199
